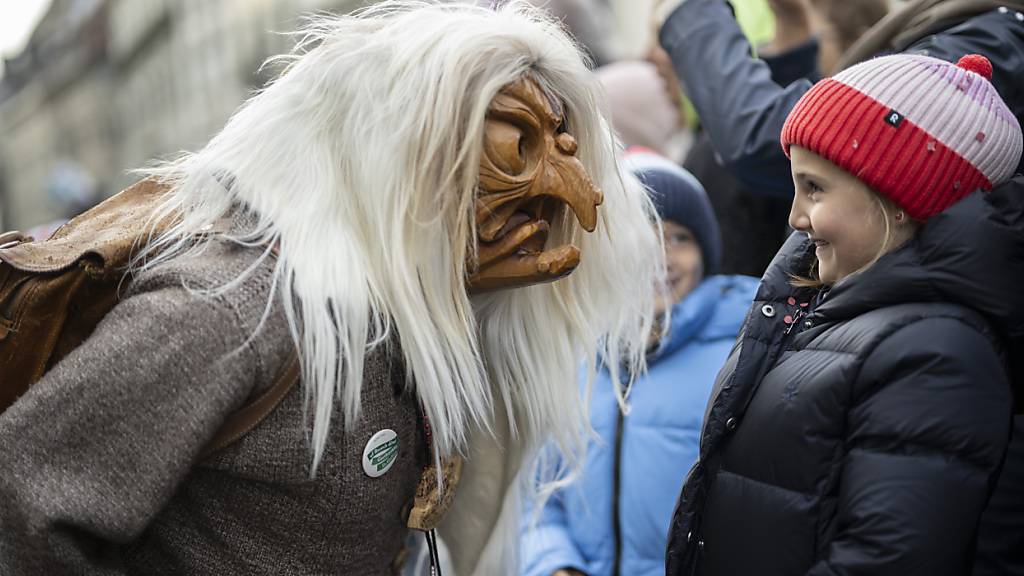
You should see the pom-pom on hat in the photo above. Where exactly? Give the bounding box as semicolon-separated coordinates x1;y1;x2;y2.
781;54;1023;220
624;147;722;275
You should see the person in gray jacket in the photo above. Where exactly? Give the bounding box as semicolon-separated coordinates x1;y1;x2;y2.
0;3;663;574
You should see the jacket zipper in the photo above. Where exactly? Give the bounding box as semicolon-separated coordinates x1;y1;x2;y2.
612;404;624;576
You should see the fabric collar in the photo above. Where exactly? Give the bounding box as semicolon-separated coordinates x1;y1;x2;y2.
651;275;742;362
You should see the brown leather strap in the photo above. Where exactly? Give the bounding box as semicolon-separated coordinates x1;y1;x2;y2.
198;238;293;459
201;351;300;459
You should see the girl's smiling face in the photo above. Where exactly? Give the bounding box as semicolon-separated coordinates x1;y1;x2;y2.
788;146;889;285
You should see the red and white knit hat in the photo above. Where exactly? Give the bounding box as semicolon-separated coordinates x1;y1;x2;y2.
781;54;1023;220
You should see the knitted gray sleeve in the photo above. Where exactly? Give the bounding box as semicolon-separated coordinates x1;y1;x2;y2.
0;274;263;574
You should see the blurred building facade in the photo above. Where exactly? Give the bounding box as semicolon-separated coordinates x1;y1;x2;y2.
0;0;362;231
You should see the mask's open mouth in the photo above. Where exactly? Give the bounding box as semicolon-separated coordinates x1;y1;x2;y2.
469;202;581;292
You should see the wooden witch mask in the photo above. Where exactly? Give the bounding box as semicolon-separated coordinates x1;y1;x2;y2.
467;76;604;292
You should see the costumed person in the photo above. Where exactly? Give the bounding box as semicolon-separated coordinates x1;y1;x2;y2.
665;53;1024;575
0;2;663;575
519;150;758;576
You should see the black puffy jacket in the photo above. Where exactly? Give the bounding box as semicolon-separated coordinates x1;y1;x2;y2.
665;177;1024;576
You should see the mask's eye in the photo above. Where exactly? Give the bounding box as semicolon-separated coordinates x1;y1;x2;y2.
484;119;528;175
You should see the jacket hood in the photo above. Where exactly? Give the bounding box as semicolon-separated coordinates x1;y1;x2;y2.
766;176;1024;407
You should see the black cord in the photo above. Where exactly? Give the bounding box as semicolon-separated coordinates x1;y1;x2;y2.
426;529;442;576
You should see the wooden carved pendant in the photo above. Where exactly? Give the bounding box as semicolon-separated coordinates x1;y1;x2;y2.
406;455;464;531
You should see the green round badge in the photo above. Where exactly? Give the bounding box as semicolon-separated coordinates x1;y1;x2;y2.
362;429;399;478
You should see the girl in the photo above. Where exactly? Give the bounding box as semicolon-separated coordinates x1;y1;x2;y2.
665;53;1024;575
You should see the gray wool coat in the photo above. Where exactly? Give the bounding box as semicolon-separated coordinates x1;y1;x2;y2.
0;235;426;575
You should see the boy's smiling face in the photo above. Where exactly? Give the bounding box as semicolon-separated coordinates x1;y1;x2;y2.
788;146;887;285
655;220;703;315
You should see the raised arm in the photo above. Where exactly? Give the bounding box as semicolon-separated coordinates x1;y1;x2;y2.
658;0;814;198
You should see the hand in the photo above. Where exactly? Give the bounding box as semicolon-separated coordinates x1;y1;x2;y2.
763;0;814;55
646;46;685;111
767;0;813;25
553;569;587;576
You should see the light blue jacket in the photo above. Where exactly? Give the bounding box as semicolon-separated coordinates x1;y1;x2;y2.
520;275;758;576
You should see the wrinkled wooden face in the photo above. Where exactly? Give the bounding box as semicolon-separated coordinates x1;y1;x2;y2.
466;76;604;292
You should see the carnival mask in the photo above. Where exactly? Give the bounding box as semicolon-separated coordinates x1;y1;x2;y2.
466;76;604;292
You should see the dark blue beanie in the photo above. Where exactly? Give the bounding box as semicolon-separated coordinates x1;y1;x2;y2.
625;149;722;275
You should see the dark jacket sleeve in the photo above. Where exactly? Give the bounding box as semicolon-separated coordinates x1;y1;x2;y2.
659;0;814;199
661;5;1024;197
762;38;821;87
806;317;1012;576
0;285;259;575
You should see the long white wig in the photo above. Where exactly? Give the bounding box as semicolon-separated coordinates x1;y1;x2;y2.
135;0;661;483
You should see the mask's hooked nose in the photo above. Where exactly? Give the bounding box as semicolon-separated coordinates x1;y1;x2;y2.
539;142;603;232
